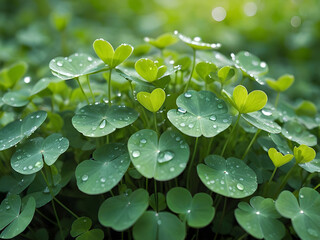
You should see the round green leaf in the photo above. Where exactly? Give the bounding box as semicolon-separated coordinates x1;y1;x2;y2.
72;103;138;137
0;111;47;151
282;121;317;146
0;194;21;231
299;153;320;173
295;100;317;117
98;189;149;231
232;51;268;85
242;111;281;134
195;62;218;84
275;187;320;240
112;44;134;68
167;90;232;137
2;89;30;107
135;58;159;82
31;77;63;95
11;134;69;174
144;33;178;49
49;53;107;80
166;187;215;228
133;211;185;240
149;193;167;212
70;217;92;237
175;31;221;50
0;196;36;239
197;155;258;198
235;196;285;240
75;143;130;194
128;130;190;181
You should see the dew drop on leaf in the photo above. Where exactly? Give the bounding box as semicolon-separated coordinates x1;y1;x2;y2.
140;139;147;144
100;177;106;183
157;150;175;163
307;228;318;237
184;92;192;98
209;115;217;121
217;103;223;109
177;107;187;114
236;183;244;190
132;150;140;158
99;119;106;129
262;109;272;116
57;61;63;67
81;175;89;182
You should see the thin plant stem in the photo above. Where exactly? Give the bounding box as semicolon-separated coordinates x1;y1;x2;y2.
146;178;148;191
275;92;280;108
241;129;261;160
204;137;214;161
108;69;113;107
53;197;79;219
110;189;114;197
314;183;320;190
214;197;227;240
221;114;241;157
268;167;278;184
86;75;95;103
75;77;89;104
153;112;158;133
154;179;158;212
184;49;196;92
186;137;199;189
263;167;278;196
35;209;57;226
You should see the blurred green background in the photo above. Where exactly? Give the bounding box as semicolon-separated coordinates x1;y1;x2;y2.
1;0;320;103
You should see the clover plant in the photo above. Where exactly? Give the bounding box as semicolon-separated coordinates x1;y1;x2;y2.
0;32;319;240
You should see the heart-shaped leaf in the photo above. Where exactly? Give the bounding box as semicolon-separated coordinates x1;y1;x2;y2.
266;74;294;92
144;33;178;49
232;85;268;114
275;187;320;240
299;153;320;173
197;155;258;198
175;31;221;50
217;66;236;85
149;193;167;212
70;217;92;237
72;103;138;137
133;211;185;240
282;122;317;146
93;38;133;68
294;144;316;164
0;173;35;194
137;88;166;112
268;148;293;167
0;61;28;88
167;90;232;137
195;62;218;84
11;134;69;175
232;51;268;85
235;196;285;240
2;89;31;107
135;58;167;82
98;189;149;231
128;130;190;181
0;195;36;239
295;100;317;117
49;53;107;80
0;111;47;151
75;143;130;194
166;187;215;228
242;111;281;134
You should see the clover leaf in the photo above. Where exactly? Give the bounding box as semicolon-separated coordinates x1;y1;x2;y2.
0;173;35;194
282;122;317;146
197;155;258;198
232;85;268;114
266;74;294;92
10;134;69;175
242;111;281;134
295;100;317;117
235;196;285;240
50;53;107;80
0;195;36;239
128;130;190;181
72;103;138;137
299;153;320;173
232;51;268;85
268;148;293;167
2;89;31;107
93;38;133;68
133;211;185;240
135;58;167;82
195;62;218;84
144;33;178;49
75;143;130;195
137;88;166;112
174;31;221;50
0;61;28;88
167;90;232;137
0;110;47;151
216;66;236;85
275;187;320;240
98;189;149;231
70;217;92;237
166;187;215;228
294;144;316;164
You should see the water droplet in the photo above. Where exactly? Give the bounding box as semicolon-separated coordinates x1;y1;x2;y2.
188;123;194;128
35;161;42;168
28;165;33;170
217;103;223;109
300;210;304;214
140;139;147;144
184;92;192;98
307;228;318;237
57;61;63;67
179;163;186;168
157;220;162;225
209;115;217;121
255;211;260;215
6;205;10;210
180;123;186;127
187;209;191;213
237;183;244;190
260;62;267;68
300;194;304;199
170;167;175;172
132;151;140;158
81;175;89;182
88;57;93;61
178;107;187;114
43;186;50;193
99;119;106;129
157;151;175;163
223;119;229;123
220;180;225;184
175;137;181;141
213;125;217;129
24;76;31;83
100;177;106;183
262;109;272;116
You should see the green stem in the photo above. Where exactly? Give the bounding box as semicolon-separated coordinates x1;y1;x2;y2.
263;167;278;196
110;189;114;197
154;179;158;212
108;69;113;106
184;49;196;92
186;137;199;189
145;178;148;191
204;137;214;161
35;209;57;226
241;129;261;160
314;183;320;190
53;197;79;219
276;164;296;196
75;77;89;104
214;197;227;240
268;167;278;184
86;75;95;103
275;92;280;108
153;112;158;133
221;114;241;157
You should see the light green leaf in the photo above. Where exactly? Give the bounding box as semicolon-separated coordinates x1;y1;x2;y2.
175;31;221;50
93;38;114;66
266;74;294;92
294;144;316;164
144;33;178;49
137;88;166;112
195;62;218;84
268;148;293;167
